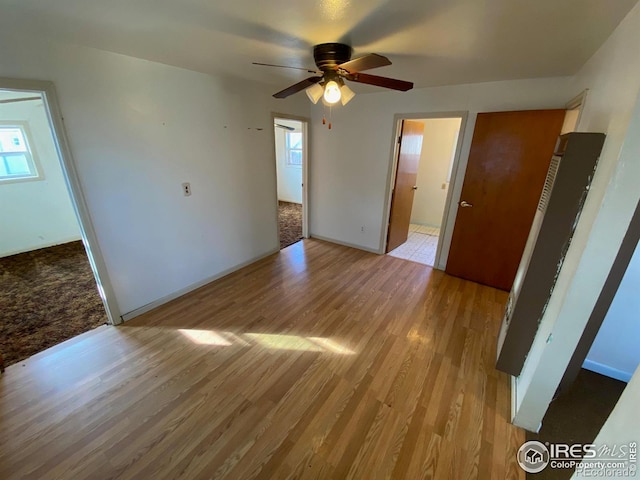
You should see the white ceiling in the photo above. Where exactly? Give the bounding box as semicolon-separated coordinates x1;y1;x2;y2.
1;0;637;93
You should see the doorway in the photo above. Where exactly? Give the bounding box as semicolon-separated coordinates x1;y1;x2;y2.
0;85;111;369
273;115;308;249
385;115;464;267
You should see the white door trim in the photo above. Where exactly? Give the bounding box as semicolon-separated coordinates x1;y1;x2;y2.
271;112;310;243
380;111;469;271
0;77;120;324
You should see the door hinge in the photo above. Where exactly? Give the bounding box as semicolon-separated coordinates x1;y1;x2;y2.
397;136;402;145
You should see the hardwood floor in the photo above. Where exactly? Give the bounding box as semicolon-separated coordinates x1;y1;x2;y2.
0;239;525;479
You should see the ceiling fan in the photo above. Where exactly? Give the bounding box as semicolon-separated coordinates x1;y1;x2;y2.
254;43;413;106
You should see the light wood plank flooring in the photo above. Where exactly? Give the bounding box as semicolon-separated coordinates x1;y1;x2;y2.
0;239;525;479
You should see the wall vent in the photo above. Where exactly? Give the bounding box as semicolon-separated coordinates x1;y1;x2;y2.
537;156;561;214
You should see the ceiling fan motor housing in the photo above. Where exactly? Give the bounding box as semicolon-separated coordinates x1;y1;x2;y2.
313;43;352;71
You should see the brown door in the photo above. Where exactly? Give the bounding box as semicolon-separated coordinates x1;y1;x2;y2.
446;109;565;290
386;120;424;252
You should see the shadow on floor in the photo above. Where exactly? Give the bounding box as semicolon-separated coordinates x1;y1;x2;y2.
526;369;626;479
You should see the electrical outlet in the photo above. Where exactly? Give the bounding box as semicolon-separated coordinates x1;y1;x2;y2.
182;182;191;196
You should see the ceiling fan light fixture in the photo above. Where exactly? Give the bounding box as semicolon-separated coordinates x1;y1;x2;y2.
340;84;355;105
323;80;342;104
260;43;413;104
305;83;323;104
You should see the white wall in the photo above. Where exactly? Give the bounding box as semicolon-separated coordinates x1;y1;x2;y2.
0;32;309;317
514;1;640;431
410;118;461;227
274;119;302;204
0;98;80;256
584;240;640;382
309;76;574;254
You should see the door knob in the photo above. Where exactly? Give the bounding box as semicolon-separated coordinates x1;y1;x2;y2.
412;186;418;190
460;200;473;208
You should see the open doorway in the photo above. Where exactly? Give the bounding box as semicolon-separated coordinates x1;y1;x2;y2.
273;116;308;249
0;83;115;371
386;115;463;267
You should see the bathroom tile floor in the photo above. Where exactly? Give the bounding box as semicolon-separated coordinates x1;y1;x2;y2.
388;224;440;266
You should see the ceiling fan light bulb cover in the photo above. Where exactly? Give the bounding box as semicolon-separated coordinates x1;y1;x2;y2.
340;84;355;105
323;80;341;104
305;83;323;104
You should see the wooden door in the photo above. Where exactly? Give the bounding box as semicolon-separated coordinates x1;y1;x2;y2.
446;110;565;290
386;120;424;252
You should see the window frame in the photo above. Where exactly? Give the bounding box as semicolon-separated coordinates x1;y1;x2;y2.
0;121;43;184
285;130;303;168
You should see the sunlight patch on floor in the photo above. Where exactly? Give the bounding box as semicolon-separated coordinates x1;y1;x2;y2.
307;336;355;354
178;329;355;354
245;333;323;352
178;329;232;346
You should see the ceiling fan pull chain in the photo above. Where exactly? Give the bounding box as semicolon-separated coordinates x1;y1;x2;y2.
328;105;333;130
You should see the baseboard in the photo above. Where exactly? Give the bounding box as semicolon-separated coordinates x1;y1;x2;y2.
582;359;632;383
410;221;441;228
121;247;280;322
0;236;83;258
309;234;380;254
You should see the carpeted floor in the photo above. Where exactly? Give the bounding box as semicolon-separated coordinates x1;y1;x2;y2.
526;369;627;479
0;241;108;367
278;201;303;249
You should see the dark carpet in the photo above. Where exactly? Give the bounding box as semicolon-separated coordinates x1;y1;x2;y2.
526;369;626;479
278;201;303;249
0;241;108;367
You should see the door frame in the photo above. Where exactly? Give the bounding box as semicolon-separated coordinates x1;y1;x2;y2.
566;89;588;122
380;111;468;270
271;112;310;244
561;89;589;134
0;77;120;324
559;199;640;391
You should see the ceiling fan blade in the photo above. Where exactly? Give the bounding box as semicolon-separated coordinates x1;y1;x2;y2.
273;76;323;99
337;53;391;73
346;72;413;91
253;62;321;74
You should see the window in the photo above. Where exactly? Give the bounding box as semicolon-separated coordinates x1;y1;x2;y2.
285;131;303;167
0;124;40;182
